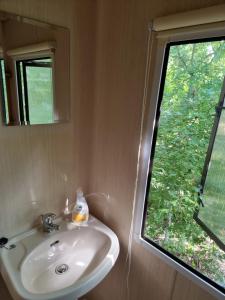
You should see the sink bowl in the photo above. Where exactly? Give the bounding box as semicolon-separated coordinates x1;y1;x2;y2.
21;227;111;295
0;215;119;300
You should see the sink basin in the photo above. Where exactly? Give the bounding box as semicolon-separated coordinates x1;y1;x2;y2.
0;215;119;300
21;227;111;295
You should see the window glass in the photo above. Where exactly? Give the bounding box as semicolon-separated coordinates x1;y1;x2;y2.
17;57;53;125
198;99;225;246
143;39;225;290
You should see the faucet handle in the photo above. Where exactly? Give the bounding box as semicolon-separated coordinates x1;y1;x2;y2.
41;213;56;225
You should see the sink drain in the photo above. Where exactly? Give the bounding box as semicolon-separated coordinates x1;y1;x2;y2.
55;264;69;275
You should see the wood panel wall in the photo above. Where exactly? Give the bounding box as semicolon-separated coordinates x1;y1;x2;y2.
85;1;224;300
0;1;224;300
0;0;96;299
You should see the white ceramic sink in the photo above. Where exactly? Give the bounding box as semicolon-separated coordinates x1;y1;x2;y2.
0;215;119;300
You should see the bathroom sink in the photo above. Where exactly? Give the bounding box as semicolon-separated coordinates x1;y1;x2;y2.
0;216;119;300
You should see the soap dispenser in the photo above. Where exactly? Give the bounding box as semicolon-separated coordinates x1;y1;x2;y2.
72;188;89;225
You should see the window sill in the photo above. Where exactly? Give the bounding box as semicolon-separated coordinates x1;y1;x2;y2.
134;233;225;300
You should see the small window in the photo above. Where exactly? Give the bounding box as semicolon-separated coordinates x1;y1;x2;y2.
142;37;225;293
16;57;54;125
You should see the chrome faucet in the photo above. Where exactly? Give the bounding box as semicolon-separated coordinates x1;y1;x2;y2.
41;213;60;233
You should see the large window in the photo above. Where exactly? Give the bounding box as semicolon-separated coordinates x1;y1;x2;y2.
142;36;225;294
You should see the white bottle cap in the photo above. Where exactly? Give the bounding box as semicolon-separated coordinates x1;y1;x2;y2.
76;188;84;198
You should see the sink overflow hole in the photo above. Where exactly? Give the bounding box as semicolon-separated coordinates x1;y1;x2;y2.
50;240;59;247
55;264;69;275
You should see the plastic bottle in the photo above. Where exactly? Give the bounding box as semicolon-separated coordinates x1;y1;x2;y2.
63;198;71;221
72;188;89;225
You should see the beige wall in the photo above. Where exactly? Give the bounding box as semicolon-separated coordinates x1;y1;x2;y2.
0;0;76;237
86;1;224;300
0;0;96;299
0;1;224;300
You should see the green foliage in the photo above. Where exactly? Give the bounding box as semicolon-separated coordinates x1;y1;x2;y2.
144;41;225;286
26;58;53;124
198;110;225;241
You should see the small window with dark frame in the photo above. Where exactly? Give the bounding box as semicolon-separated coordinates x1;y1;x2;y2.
16;57;54;125
142;37;225;292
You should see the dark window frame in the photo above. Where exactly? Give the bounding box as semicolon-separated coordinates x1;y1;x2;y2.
194;82;225;252
141;35;225;295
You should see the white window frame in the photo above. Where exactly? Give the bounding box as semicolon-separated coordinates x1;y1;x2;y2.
133;21;225;300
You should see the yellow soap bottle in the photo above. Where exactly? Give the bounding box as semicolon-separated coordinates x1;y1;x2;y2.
72;188;89;225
